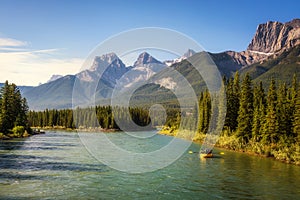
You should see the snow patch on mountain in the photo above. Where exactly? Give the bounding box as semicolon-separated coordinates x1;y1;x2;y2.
164;49;196;66
155;77;177;90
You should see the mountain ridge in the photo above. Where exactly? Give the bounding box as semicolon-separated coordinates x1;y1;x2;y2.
9;18;300;110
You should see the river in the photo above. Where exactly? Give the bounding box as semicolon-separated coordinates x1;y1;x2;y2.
0;131;299;199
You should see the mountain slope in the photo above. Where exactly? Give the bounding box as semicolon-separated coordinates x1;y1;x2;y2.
0;83;33;95
240;44;300;86
24;53;129;110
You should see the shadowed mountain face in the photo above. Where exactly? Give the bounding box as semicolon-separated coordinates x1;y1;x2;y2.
16;19;300;110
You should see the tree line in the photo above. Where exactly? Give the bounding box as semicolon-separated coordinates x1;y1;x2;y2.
28;106;154;131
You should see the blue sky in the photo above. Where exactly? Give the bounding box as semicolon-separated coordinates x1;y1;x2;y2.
0;0;299;85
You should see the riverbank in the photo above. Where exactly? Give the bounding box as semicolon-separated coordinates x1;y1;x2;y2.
30;126;120;133
0;128;43;140
159;129;300;166
31;126;157;133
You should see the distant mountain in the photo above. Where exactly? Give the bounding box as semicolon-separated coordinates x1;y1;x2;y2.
76;52;131;87
130;51;245;105
164;49;196;66
23;75;76;110
23;52;169;110
117;52;166;89
22;19;300;110
0;83;34;95
24;53;130;110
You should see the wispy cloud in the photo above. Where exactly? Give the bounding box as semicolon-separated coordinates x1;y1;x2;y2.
0;37;27;47
0;37;83;86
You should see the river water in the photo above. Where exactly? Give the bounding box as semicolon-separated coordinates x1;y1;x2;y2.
0;131;299;199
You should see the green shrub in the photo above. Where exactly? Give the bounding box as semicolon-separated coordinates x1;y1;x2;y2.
12;126;25;137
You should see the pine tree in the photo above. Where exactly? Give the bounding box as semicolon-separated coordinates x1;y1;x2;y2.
224;78;236;131
290;74;298;104
252;82;266;141
0;81;29;133
288;74;298;136
262;78;279;144
16;97;29;128
0;81;11;133
197;90;212;133
236;74;253;144
293;88;300;142
277;83;291;138
231;72;240;130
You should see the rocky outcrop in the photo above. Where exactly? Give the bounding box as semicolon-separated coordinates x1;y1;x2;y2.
247;19;300;53
225;50;269;67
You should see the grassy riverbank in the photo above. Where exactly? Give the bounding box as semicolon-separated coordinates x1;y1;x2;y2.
159;128;300;165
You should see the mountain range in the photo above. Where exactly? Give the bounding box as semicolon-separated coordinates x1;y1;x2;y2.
6;18;300;110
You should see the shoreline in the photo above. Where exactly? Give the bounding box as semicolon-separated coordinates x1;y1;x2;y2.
159;129;300;166
0;129;44;140
2;127;299;166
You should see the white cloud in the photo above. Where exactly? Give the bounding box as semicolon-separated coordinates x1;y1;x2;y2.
0;51;83;86
0;36;83;86
0;37;27;47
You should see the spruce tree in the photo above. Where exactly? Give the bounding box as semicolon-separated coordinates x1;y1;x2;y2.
277;83;290;138
288;74;298;136
197;91;211;133
293;88;300;142
236;74;253;144
262;78;279;144
225;78;236;131
197;92;204;133
0;81;11;133
0;81;29;133
232;72;240;130
252;82;266;142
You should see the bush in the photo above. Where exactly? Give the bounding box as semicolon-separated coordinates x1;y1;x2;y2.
12;126;25;137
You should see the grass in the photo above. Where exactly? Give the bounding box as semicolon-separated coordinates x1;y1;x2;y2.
159;128;300;165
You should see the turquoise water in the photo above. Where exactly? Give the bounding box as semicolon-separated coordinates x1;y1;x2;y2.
0;131;299;199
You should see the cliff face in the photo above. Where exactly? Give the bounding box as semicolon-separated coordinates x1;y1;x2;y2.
225;50;269;67
247;19;300;53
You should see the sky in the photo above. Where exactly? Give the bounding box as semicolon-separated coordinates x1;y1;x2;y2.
0;0;299;86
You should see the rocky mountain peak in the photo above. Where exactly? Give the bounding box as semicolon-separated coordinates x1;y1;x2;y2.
134;52;161;66
183;49;196;58
77;52;128;85
247;19;300;53
90;52;118;71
